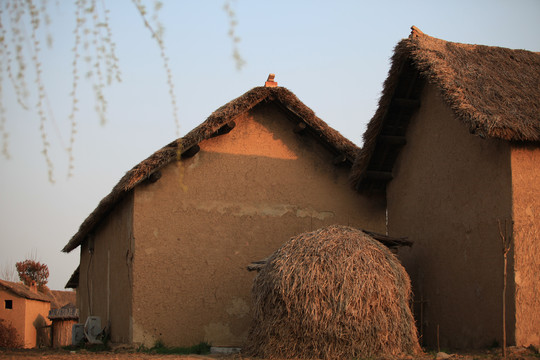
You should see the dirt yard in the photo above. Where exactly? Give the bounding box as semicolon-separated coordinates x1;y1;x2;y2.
0;346;539;360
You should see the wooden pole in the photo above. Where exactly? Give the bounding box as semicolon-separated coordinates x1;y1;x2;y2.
498;219;512;360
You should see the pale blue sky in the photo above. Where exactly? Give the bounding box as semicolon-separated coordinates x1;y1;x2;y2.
1;0;539;289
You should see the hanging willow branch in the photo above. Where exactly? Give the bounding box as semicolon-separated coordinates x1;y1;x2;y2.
131;0;180;138
27;0;55;182
0;15;9;159
67;0;121;178
0;0;122;181
0;1;245;181
223;0;245;71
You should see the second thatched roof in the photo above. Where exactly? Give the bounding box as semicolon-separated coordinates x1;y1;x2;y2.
352;26;540;189
63;85;359;253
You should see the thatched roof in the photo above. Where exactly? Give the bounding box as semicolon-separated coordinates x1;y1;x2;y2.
0;279;76;308
244;225;420;359
352;26;540;191
65;266;79;289
46;289;77;309
48;303;79;321
0;279;51;303
63;85;358;253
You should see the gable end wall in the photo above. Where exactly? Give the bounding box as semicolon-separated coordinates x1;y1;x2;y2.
24;298;51;348
388;83;514;349
131;102;386;347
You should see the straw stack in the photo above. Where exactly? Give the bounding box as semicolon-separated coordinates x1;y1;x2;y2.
243;225;420;359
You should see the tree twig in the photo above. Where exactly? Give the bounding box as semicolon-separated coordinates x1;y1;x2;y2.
498;218;512;360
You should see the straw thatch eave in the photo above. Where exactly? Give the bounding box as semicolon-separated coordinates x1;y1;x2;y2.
65;266;79;289
0;279;51;303
43;289;77;309
351;26;540;191
48;304;79;321
63;86;359;253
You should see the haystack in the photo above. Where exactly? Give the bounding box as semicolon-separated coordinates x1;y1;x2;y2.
243;225;420;359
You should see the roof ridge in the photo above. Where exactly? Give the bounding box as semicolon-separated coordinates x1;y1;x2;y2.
63;85;360;253
0;279;51;302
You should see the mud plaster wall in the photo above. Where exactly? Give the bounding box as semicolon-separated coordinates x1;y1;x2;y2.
388;83;514;350
511;145;540;347
0;290;51;348
78;194;134;343
0;290;29;347
24;299;51;348
131;102;386;347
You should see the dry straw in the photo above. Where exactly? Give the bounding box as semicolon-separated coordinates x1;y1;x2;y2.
243;225;420;359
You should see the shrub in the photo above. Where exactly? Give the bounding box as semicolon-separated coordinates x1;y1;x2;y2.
0;319;23;348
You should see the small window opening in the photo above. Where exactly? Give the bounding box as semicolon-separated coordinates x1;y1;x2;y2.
5;300;13;309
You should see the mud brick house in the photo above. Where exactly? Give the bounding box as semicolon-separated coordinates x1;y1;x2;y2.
352;27;540;349
63;81;386;347
0;279;51;348
0;279;76;348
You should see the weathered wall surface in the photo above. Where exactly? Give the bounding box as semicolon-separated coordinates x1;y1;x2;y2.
131;102;386;347
24;299;51;348
388;84;514;349
511;144;540;347
0;289;51;348
78;194;134;344
0;290;28;347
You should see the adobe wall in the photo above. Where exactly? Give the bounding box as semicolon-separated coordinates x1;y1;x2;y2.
78;193;134;344
131;102;386;347
0;289;27;347
511;144;540;347
388;83;514;349
24;299;51;348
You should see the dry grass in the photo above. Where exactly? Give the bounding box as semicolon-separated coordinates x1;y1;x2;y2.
243;225;420;359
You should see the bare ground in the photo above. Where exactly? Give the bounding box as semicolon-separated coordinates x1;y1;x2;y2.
0;346;539;360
